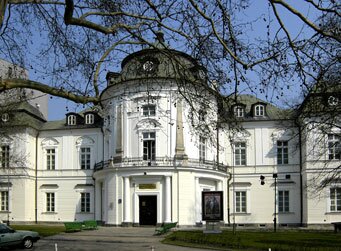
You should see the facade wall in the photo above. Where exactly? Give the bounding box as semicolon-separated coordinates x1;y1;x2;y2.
1;49;339;228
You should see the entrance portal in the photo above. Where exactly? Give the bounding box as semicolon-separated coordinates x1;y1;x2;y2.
139;195;157;225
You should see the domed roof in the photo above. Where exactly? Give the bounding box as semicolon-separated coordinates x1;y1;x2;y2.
106;33;206;86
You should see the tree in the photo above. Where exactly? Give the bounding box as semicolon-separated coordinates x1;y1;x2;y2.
0;0;339;106
0;1;340;188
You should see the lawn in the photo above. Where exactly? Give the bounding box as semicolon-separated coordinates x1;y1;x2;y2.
11;225;66;237
163;230;341;251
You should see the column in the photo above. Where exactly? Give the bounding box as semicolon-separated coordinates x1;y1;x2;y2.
165;176;172;223
195;177;201;224
123;177;131;224
217;180;223;191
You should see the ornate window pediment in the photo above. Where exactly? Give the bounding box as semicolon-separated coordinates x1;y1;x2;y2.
76;136;95;147
231;130;251;142
41;137;59;147
136;118;161;130
0;136;12;145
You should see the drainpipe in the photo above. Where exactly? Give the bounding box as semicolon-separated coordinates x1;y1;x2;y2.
35;131;40;224
227;172;232;225
297;123;304;227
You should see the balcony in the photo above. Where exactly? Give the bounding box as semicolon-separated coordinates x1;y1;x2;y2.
94;157;228;173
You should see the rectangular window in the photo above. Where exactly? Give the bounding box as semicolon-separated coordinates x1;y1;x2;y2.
235;142;246;166
46;192;55;212
80;147;91;169
0;145;10;168
142;105;156;116
199;137;206;162
0;191;8;211
328;134;340;160
143;132;156;161
46;149;55;170
81;192;91;213
330;187;341;212
278;190;289;212
235;191;246;213
277;141;289;164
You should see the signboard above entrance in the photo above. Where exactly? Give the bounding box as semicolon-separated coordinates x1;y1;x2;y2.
139;184;157;189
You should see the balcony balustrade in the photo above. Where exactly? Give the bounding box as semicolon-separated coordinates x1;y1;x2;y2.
94;156;228;173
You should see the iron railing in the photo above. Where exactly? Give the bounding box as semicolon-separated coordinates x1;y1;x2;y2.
94;156;227;172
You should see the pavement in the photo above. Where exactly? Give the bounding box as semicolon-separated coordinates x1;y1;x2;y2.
24;226;216;251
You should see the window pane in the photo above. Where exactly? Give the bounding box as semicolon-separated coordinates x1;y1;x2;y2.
277;141;289;164
235;143;246;166
236;191;246;213
81;147;91;169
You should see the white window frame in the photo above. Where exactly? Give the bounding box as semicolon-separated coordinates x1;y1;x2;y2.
76;136;95;170
199;136;206;162
234;142;246;166
328;134;340;160
42;138;59;171
85;114;95;125
80;192;91;213
80;147;91;170
255;104;265;117
46;192;56;212
0;145;10;168
278;190;290;213
234;106;244;118
46;148;56;170
0;191;9;212
142;104;156;117
68;115;76;125
329;187;341;212
143;132;156;161
235;191;247;213
277;141;289;165
232;187;251;214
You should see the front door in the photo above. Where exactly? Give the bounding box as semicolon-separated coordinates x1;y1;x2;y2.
139;195;157;226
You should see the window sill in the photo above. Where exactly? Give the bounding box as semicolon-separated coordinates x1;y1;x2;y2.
278;212;294;215
0;211;11;213
77;212;93;214
42;212;57;214
232;213;251;215
325;212;341;215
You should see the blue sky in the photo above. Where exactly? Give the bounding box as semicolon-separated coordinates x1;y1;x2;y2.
28;1;319;121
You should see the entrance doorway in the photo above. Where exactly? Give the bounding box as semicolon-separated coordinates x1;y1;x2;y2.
139;195;157;226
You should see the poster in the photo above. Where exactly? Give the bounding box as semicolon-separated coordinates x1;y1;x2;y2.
202;191;223;221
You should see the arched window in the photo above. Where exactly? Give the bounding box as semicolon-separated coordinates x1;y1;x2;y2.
67;115;76;125
85;114;95;125
234;106;244;118
254;105;265;117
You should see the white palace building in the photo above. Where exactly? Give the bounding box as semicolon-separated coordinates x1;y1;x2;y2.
0;39;340;228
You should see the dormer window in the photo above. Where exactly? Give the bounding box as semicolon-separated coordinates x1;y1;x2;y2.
85;114;95;125
255;104;265;117
1;113;9;122
142;105;156;116
234;106;244;118
68;115;76;125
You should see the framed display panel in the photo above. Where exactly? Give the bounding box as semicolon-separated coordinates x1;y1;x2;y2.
202;191;223;221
